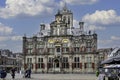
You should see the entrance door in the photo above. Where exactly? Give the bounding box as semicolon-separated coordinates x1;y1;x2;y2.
54;59;60;72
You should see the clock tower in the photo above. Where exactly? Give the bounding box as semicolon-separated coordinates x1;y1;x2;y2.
55;10;62;23
50;9;67;36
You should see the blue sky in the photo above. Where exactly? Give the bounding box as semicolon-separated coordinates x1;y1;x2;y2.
0;0;120;53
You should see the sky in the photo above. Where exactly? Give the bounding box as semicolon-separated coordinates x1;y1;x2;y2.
0;0;120;53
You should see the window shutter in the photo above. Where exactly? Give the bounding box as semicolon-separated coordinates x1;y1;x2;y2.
72;63;74;69
62;63;64;68
80;63;82;69
42;63;45;69
84;63;86;68
24;64;27;69
35;63;37;69
92;63;94;69
47;63;49;68
67;63;69;68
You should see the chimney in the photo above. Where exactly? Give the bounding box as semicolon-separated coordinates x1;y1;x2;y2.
40;24;45;31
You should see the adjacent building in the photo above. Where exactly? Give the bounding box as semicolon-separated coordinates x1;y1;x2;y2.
97;48;113;68
0;49;22;72
23;6;98;73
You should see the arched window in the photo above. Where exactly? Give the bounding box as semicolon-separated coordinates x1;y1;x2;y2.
63;16;66;22
68;17;70;24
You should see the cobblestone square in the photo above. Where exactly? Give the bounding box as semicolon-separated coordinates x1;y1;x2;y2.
5;73;97;80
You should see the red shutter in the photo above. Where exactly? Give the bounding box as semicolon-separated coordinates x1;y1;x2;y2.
80;63;82;69
84;63;86;68
92;63;94;69
35;63;38;69
67;63;69;68
72;63;74;69
42;63;45;69
47;63;49;68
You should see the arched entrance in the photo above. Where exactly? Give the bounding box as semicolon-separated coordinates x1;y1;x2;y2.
54;58;60;72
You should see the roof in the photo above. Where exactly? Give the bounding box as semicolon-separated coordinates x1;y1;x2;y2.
104;64;120;68
109;47;120;57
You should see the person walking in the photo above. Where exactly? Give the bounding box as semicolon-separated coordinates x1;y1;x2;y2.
24;68;31;78
27;68;31;78
0;68;7;80
11;67;16;80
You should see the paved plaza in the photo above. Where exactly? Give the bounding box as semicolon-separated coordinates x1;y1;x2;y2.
5;73;97;80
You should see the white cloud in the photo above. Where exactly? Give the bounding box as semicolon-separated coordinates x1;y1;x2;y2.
0;0;57;18
0;22;22;41
11;36;22;41
111;36;120;40
98;36;120;48
61;0;98;5
99;36;120;44
82;10;120;25
0;23;13;35
0;35;22;41
0;44;7;47
85;25;106;31
73;19;105;31
0;36;8;41
98;39;112;45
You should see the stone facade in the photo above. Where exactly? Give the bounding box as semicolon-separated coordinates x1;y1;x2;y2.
23;6;98;73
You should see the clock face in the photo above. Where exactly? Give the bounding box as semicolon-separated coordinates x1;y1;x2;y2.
57;17;61;23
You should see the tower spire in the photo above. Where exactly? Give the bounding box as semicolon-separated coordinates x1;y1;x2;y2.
63;2;67;11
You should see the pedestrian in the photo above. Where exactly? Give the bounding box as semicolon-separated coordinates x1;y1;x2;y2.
0;68;7;80
24;69;28;78
19;70;22;75
27;68;31;78
24;68;31;78
11;67;16;79
96;70;99;77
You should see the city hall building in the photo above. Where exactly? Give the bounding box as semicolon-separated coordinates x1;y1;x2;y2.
23;6;98;73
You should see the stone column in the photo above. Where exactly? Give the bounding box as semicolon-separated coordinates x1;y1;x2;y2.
33;56;36;73
44;55;48;73
69;56;72;73
82;55;85;73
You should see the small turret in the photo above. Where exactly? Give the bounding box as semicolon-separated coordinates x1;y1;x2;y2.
79;22;84;31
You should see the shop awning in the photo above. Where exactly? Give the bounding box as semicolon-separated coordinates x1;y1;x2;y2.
101;55;120;64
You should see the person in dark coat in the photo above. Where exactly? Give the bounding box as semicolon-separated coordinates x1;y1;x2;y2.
24;69;28;78
0;69;7;80
27;68;31;78
25;68;31;78
11;67;16;79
